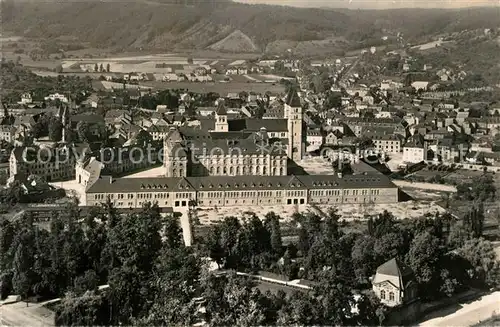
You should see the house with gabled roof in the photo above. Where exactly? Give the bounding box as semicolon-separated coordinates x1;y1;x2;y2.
372;258;418;307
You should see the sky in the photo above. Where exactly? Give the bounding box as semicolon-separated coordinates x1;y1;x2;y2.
235;0;500;9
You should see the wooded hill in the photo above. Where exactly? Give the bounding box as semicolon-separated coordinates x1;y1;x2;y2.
1;0;499;53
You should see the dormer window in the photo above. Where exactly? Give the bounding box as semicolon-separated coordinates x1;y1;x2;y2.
141;184;145;189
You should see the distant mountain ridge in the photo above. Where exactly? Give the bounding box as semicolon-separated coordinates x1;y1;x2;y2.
1;0;499;53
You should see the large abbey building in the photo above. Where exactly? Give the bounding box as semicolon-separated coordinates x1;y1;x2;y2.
84;174;399;209
81;90;400;210
162;90;304;178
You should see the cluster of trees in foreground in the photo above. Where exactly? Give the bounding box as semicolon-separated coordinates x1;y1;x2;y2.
0;197;499;326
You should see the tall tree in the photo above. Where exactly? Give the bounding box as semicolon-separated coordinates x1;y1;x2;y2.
136;246;201;326
48;117;63;141
202;273;267;326
264;212;283;256
406;231;442;299
12;243;34;305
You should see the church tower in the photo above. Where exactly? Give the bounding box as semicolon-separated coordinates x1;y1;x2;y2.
215;102;228;132
285;89;303;162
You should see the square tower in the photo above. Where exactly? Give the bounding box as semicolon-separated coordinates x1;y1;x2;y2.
285;90;303;162
215;102;228;132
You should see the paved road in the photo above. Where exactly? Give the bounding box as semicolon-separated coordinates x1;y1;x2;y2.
418;292;500;327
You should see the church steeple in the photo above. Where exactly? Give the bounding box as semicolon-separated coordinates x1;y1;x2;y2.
284;89;303;162
215;101;228;132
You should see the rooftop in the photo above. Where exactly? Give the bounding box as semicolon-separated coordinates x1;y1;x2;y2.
86;174;397;194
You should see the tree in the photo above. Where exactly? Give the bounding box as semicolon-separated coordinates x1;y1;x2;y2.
313;270;356;325
462;202;485;238
277;291;321;325
106;203;163;324
48;117;63;141
106;63;110;73
351;235;377;286
187;57;193;64
55;291;110;326
94;63;98;72
0;180;25;204
324;92;342;109
12;243;34;305
54;64;63;73
202;273;267;326
264;212;283;256
204;217;241;269
163;214;182;249
457;238;500;288
99;64;104;72
76;121;90;142
406;231;442;299
136;246;201;326
456;174;496;201
73;270;99;295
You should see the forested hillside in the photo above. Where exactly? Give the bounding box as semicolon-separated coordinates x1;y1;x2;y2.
1;0;499;52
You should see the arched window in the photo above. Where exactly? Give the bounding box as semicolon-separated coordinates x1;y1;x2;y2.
236;166;240;175
380;290;386;300
216;167;220;174
243;167;246;175
229;167;233;175
179;169;183;176
279;167;284;175
172;169;177;177
210;167;214;175
389;292;394;301
263;166;267;175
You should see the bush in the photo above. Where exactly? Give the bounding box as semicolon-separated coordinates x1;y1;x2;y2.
0;271;13;300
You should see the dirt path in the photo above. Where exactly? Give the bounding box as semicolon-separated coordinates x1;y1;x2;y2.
393;180;457;192
0;302;54;327
418;292;500;327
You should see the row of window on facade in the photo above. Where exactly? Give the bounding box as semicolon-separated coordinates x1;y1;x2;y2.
174;166;286;176
380;290;395;301
186;158;287;166
197;198;287;206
